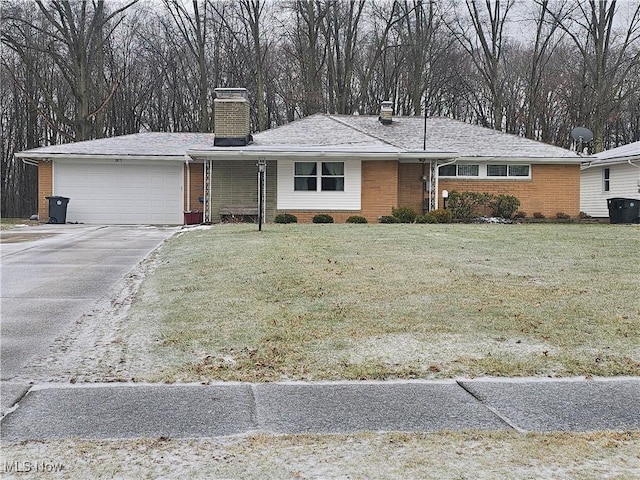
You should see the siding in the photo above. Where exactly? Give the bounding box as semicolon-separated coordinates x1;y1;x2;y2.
211;160;277;222
185;162;204;213
581;164;640;218
440;164;580;218
277;159;361;211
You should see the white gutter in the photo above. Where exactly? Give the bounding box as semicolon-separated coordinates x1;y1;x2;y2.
187;149;454;161
454;156;586;164
15;153;187;162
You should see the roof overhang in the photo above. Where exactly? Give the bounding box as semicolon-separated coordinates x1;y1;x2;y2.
188;146;458;161
16;152;188;163
580;156;640;169
454;156;586;164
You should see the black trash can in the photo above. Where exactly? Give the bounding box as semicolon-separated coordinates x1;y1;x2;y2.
607;198;640;224
46;196;70;224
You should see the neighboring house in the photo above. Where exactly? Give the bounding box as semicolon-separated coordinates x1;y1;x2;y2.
580;141;640;218
17;88;584;225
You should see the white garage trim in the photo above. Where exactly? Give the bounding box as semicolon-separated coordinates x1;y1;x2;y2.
53;159;183;224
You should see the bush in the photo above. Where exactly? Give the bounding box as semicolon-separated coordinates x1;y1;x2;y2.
491;195;520;219
379;215;399;223
533;212;545;219
447;191;493;221
346;215;368;224
313;214;334;223
514;211;527;219
556;212;571;220
391;206;418;223
274;213;297;224
416;214;437;224
430;208;453;223
579;211;591;219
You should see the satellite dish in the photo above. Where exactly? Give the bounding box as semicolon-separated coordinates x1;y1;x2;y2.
571;127;594;143
571;127;593;154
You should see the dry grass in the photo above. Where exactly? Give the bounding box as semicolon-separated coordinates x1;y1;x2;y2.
2;431;639;479
121;223;640;383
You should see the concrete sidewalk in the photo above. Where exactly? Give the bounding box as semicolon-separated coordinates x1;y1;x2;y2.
2;377;638;441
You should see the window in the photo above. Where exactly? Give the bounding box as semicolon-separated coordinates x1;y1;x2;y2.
509;165;530;177
439;164;457;176
294;161;344;192
603;168;610;192
487;164;530;178
439;164;479;176
487;165;507;176
321;162;344;191
294;162;317;191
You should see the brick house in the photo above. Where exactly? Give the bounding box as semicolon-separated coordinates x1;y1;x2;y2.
17;88;583;224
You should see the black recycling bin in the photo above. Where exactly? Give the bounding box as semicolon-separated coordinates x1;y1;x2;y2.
607;198;640;224
46;196;70;224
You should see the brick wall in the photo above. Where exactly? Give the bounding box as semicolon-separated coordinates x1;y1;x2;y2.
439;164;580;218
361;160;399;221
184;162;204;213
398;163;426;214
38;161;53;221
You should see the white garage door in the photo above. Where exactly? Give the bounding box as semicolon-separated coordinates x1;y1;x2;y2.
53;161;183;224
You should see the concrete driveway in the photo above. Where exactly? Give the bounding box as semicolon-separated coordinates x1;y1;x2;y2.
1;224;177;383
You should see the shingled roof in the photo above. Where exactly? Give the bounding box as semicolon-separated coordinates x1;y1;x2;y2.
17;114;583;162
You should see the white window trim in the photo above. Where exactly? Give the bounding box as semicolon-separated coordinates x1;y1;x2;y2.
602;167;610;192
294;161;345;192
277;159;361;211
439;163;531;180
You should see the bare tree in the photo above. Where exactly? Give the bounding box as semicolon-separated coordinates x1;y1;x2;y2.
162;0;211;132
448;0;516;129
546;0;640;151
2;0;138;141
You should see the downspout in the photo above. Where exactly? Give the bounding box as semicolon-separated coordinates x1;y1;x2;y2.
434;158;458;210
185;157;191;213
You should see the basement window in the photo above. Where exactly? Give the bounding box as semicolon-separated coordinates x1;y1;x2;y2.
294;161;345;192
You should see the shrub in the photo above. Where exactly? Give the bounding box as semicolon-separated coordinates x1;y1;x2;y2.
379;215;399;223
346;215;368;224
556;212;571;220
416;214;437;224
274;213;297;224
313;214;334;223
514;211;527;219
579;211;591;219
533;212;545;219
430;208;453;223
391;206;418;223
447;191;493;221
491;195;521;219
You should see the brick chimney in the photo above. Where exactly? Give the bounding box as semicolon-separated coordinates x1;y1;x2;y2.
379;100;393;125
213;88;253;146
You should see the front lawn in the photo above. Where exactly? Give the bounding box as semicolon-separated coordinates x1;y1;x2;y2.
126;223;640;382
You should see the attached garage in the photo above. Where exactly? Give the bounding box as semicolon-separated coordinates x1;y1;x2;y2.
16;132;217;225
53;160;184;225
